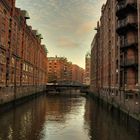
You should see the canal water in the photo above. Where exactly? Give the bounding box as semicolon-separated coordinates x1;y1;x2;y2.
0;95;139;140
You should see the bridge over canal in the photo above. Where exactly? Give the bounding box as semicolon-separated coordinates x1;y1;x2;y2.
46;82;89;95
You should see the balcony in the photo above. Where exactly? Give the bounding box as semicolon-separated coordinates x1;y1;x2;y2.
116;1;126;18
116;0;137;18
116;0;125;2
126;0;137;12
120;59;138;68
120;38;138;50
116;15;137;35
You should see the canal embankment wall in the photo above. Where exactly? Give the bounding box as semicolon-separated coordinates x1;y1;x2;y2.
46;89;84;96
0;86;86;111
88;91;140;132
0;85;46;110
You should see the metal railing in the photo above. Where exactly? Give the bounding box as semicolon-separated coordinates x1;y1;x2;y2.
120;37;138;48
116;0;137;12
120;59;138;67
126;0;137;5
117;15;137;28
117;18;127;28
116;1;126;11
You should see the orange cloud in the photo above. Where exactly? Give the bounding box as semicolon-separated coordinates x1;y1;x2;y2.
58;37;79;48
76;20;97;35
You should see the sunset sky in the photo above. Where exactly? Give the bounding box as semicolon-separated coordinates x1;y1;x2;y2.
16;0;106;68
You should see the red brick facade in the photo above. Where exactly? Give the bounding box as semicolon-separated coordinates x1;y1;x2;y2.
91;0;117;95
47;57;72;82
84;53;90;85
0;0;48;87
72;64;84;84
47;56;84;84
90;0;140;114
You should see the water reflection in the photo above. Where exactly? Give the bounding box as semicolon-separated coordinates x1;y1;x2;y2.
84;98;140;140
42;97;88;140
0;95;139;140
0;97;47;140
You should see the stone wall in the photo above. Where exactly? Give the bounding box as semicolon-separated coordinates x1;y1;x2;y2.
0;85;46;105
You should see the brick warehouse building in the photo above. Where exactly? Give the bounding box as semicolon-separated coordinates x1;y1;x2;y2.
47;57;72;82
72;64;84;84
0;0;48;104
91;0;140;115
84;52;91;85
47;56;84;84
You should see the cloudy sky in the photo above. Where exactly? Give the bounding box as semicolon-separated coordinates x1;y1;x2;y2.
16;0;106;68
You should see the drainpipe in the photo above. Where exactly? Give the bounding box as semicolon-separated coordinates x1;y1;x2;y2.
137;0;140;113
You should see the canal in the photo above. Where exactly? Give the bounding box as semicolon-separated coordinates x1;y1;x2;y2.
0;95;139;140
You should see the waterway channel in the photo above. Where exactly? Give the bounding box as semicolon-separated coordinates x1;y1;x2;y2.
0;94;139;140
